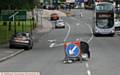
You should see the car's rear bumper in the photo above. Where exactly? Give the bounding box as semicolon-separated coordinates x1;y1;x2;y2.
10;42;30;48
55;26;65;28
51;17;59;20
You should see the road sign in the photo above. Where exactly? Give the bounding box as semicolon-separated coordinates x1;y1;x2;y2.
1;10;26;21
65;43;80;57
75;0;84;3
15;11;26;21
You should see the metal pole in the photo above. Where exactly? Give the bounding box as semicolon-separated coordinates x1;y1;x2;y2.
40;10;42;28
9;11;19;34
13;16;16;34
39;1;43;28
51;0;53;6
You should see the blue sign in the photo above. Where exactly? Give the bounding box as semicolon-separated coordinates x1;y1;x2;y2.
66;44;80;57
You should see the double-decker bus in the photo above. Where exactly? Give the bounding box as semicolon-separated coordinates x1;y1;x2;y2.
93;2;115;36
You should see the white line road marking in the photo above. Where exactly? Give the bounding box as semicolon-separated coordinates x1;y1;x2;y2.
48;39;56;43
76;23;80;26
64;22;71;41
71;17;75;20
85;62;92;75
85;62;89;69
71;17;77;20
49;43;55;48
85;23;94;44
54;43;64;47
0;49;24;62
79;12;83;17
87;70;91;75
49;43;64;48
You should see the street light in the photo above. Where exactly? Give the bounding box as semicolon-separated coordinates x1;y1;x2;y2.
39;9;43;28
39;0;43;28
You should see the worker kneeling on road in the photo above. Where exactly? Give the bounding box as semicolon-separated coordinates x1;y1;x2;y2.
80;41;90;60
76;38;90;60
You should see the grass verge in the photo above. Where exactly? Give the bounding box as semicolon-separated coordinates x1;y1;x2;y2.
0;20;36;44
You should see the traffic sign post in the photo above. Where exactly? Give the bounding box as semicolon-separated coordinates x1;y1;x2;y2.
65;43;80;57
64;41;82;63
39;9;43;28
9;12;19;34
1;10;27;34
1;10;26;21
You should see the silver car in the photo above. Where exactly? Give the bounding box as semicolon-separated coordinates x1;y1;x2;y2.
9;32;33;50
115;19;120;31
55;19;65;28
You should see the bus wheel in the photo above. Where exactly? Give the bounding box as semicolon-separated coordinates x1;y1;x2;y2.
94;33;98;37
110;33;114;37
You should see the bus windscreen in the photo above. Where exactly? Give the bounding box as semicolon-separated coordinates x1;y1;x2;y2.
96;18;114;29
96;3;113;11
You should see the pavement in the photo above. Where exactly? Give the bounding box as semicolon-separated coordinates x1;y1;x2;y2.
0;9;66;62
60;9;76;17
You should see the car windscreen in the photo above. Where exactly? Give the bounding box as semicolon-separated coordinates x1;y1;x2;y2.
15;33;27;37
57;20;64;23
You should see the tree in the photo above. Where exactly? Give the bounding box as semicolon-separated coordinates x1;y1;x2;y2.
0;0;35;10
59;0;66;2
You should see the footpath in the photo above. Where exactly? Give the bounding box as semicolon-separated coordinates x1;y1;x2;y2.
0;9;66;62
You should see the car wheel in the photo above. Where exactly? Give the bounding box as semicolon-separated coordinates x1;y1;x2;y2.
30;46;32;49
63;26;65;28
55;26;58;29
94;33;98;37
30;45;33;49
30;41;33;49
9;45;14;49
51;18;53;21
24;46;30;51
110;33;114;37
57;17;59;20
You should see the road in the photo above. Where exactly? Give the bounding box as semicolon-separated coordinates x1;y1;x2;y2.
0;9;120;75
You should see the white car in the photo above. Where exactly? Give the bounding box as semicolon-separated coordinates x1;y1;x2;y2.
55;19;65;28
115;19;120;31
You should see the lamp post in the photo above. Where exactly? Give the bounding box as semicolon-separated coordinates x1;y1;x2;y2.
39;0;43;28
39;9;43;28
